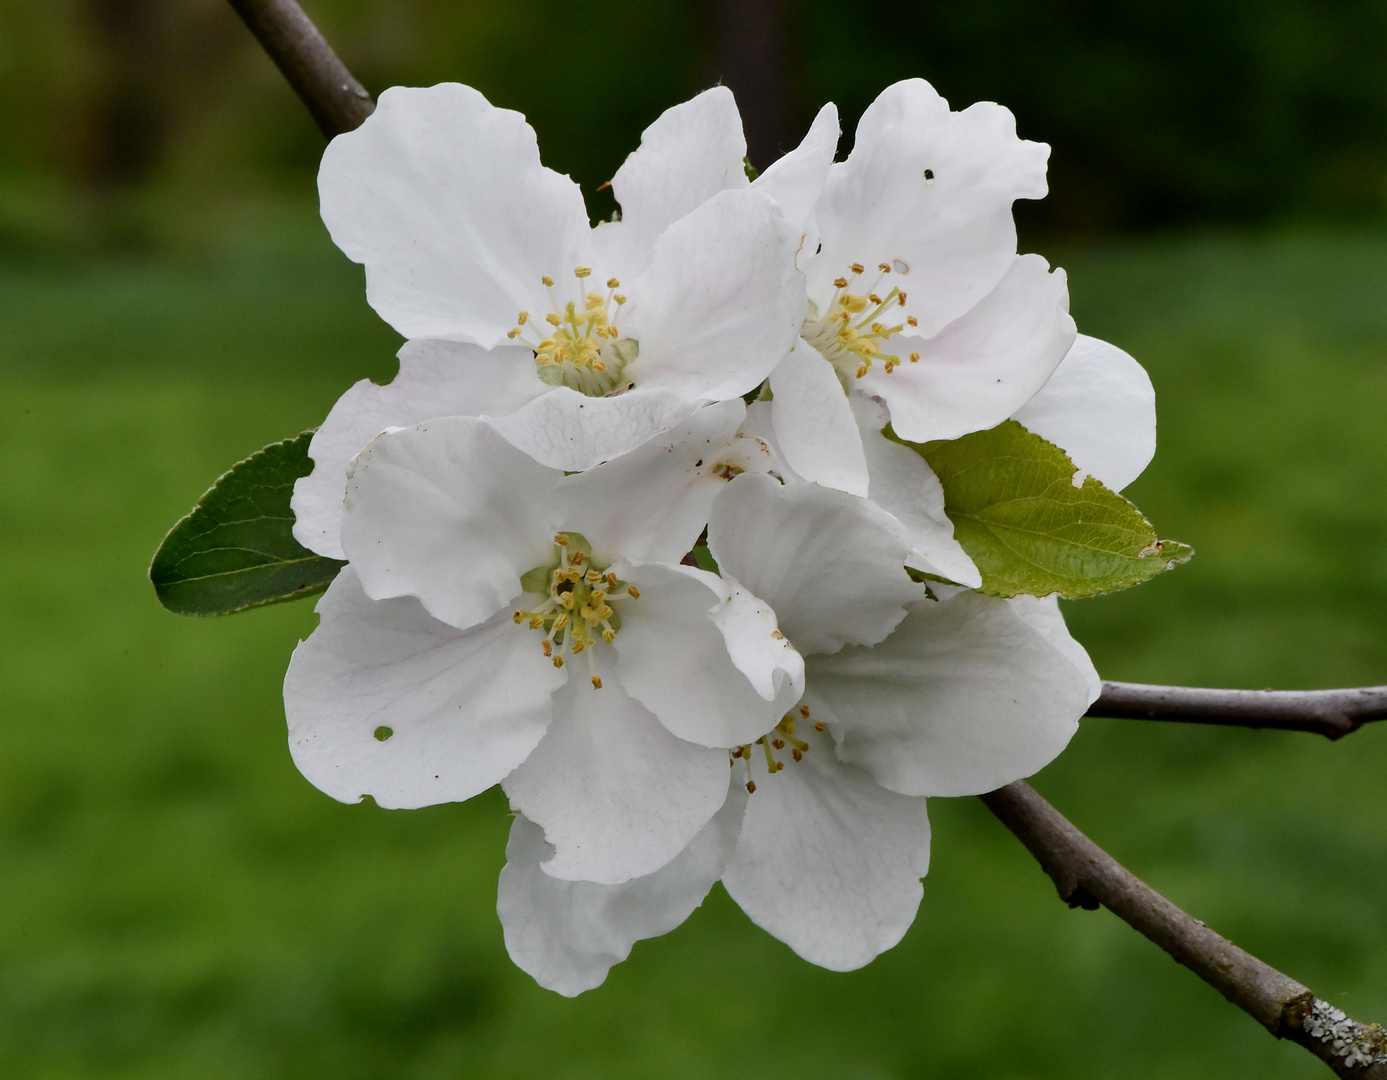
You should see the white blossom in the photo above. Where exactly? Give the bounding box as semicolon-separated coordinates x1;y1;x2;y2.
284;403;802;886
497;473;1098;986
294;84;814;558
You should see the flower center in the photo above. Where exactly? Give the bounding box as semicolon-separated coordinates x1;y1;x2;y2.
513;532;638;689
801;262;920;383
508;267;640;397
730;705;826;793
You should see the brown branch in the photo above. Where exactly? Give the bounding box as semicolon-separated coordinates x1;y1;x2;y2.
1086;681;1387;740
980;780;1387;1077
226;0;373;137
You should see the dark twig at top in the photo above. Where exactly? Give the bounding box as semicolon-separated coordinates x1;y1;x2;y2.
980;780;1387;1078
1087;681;1387;740
226;0;373;137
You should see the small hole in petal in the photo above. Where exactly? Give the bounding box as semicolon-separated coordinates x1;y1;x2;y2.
373;726;393;742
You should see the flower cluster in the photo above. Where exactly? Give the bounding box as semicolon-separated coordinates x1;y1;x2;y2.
284;80;1156;995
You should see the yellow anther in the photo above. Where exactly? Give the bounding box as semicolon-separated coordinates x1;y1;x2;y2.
799;705;810;719
850;262;865;274
571;551;585;566
885;361;897;374
907;316;918;327
553;613;569;628
555;533;570;546
771;738;785;750
541;274;555;287
528;616;544;629
574;266;592;278
606;572;618;587
814;721;825;732
833;276;849;288
591;675;603;689
746;780;757;794
897;292;907;305
626;585;640;599
541;640;552;657
592;360;606;372
506;328;522;339
856;365;868;378
602;628;616;643
613;293;627;305
517;311;530;325
545;312;562;326
606;277;620;288
791;748;803;761
553;656;564;668
869;294;882;305
585;569;602;584
512;611;523;623
878;262;891;272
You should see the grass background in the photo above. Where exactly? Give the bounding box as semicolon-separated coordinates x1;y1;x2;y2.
1;205;1385;1078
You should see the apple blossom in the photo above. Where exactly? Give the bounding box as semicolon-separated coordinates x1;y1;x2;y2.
312;84;805;475
495;472;1098;989
759;78;1077;495
283;402;803;887
293;84;837;558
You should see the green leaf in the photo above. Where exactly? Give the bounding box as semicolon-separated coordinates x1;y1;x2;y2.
149;431;345;616
894;420;1192;599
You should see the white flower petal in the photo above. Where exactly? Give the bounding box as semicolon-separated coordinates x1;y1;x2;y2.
768;342;870;497
612;561;803;748
552;399;746;564
708;473;918;655
740;400;807;483
293;340;545;559
502;660;729;885
850;397;980;588
319;83;590;345
609;86;749;264
1006;593;1102;704
809;78;1049;338
806;590;1088;797
487;385;697;473
342;416;558;630
751;102;840;236
284;567;562;809
866;254;1076;443
628;188;805;402
1010;333;1156;492
722;747;931;971
497;787;745;996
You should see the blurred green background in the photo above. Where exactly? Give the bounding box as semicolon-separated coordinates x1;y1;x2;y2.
2;1;1387;1077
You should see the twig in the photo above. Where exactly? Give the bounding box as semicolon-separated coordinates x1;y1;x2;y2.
226;0;373;137
980;780;1387;1077
1087;681;1387;740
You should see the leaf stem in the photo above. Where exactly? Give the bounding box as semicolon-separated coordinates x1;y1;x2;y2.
1087;681;1387;739
980;780;1387;1078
